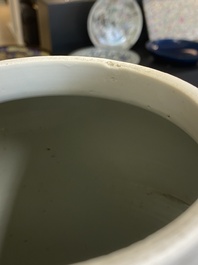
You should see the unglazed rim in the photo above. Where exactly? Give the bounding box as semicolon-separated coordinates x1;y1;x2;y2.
0;56;198;265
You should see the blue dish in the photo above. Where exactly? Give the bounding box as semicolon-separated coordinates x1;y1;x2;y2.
146;39;198;65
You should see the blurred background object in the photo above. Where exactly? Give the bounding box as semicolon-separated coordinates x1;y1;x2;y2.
146;39;198;65
70;0;143;64
20;0;39;46
1;0;146;54
70;47;141;64
0;0;198;86
0;0;16;46
87;0;143;50
0;0;49;59
0;45;49;60
37;0;95;55
143;0;198;41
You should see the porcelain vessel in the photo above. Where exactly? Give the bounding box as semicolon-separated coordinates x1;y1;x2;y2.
0;57;198;265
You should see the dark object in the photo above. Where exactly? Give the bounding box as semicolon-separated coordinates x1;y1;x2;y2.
20;2;40;46
133;0;149;48
37;0;95;55
146;39;198;65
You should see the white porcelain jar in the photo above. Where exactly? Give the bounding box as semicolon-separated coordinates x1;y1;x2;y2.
0;57;198;265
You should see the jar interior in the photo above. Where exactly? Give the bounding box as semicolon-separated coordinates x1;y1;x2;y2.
0;95;197;265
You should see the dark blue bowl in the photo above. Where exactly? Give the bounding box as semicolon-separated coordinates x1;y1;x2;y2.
146;39;198;65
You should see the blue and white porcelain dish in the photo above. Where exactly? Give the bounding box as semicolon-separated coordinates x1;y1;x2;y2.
87;0;143;50
70;47;140;64
146;39;198;65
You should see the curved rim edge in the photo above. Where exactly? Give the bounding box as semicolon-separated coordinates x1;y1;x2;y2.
0;56;198;265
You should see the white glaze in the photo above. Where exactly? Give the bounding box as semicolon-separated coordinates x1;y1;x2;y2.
0;56;198;265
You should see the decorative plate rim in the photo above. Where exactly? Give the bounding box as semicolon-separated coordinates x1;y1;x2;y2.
70;47;141;64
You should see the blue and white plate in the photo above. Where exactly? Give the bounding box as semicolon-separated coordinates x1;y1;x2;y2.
146;39;198;65
70;47;140;64
88;0;143;50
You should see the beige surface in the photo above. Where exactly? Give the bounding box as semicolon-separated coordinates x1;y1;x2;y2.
0;4;16;46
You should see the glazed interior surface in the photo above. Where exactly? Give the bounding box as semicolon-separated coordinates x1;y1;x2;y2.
0;95;198;265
